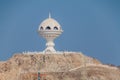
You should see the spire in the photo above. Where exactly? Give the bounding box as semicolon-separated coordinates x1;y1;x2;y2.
49;12;51;18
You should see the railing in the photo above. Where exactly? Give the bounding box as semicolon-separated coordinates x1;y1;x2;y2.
22;51;83;54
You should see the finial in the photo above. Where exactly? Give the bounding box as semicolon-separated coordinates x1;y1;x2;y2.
49;12;51;18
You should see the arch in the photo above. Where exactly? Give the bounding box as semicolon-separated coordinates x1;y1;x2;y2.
46;26;51;30
54;26;58;30
40;26;43;30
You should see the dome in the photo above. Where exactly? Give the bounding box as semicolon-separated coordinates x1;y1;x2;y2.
39;14;62;31
38;13;63;52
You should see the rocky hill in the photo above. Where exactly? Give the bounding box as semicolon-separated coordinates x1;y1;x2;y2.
0;52;120;80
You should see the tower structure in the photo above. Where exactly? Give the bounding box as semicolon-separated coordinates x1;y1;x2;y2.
38;13;63;52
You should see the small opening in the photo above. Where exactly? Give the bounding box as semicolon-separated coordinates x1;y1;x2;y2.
54;26;58;30
46;26;51;30
40;27;43;30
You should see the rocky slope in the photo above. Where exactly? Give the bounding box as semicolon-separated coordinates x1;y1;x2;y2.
0;52;120;80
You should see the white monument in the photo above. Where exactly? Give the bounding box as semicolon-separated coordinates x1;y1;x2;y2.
38;13;63;52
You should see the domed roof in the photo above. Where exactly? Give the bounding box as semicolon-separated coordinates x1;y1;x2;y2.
39;14;62;31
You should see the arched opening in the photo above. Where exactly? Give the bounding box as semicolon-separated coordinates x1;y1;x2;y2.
54;26;58;30
40;26;43;30
46;26;51;30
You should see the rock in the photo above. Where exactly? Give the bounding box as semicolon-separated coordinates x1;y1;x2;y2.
0;52;119;80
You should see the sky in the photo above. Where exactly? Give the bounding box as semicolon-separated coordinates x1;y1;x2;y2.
0;0;120;65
